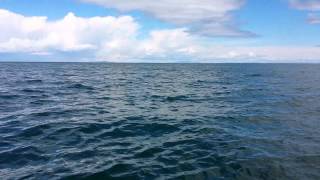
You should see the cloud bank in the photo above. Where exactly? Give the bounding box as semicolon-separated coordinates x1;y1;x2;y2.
81;0;254;37
0;9;320;62
0;9;200;61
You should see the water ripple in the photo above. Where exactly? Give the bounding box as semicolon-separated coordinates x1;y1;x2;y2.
0;63;319;179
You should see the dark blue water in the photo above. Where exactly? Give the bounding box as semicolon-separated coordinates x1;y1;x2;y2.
0;63;320;180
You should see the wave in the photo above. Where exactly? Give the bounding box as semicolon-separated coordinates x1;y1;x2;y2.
67;83;95;90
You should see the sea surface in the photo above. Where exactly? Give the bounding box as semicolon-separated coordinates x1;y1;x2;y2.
0;63;319;180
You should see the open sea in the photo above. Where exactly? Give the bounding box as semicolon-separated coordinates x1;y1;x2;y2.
0;63;319;180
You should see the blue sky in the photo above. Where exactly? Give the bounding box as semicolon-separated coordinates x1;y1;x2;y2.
0;0;319;62
237;0;320;46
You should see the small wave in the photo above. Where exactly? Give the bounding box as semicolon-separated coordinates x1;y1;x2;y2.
150;95;162;99
16;124;52;138
135;147;164;158
125;116;145;121
246;73;262;77
15;79;43;84
166;95;189;102
62;149;97;161
98;96;111;100
150;95;190;102
78;123;112;134
0;146;48;166
67;83;94;90
162;139;198;147
29;109;84;117
0;94;20;99
30;99;55;105
26;79;43;83
120;122;180;137
97;128;136;139
22;89;45;93
67;163;136;179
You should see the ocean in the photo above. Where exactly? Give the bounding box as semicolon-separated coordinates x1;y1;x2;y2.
0;63;319;179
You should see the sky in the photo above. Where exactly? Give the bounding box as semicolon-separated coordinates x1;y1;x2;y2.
0;0;319;62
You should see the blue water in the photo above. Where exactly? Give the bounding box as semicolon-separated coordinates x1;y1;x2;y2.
0;63;320;180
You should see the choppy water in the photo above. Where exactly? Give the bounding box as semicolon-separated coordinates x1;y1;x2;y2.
0;63;320;180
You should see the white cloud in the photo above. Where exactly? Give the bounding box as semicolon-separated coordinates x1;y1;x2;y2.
0;9;199;61
289;0;320;11
0;9;139;53
308;13;320;24
95;28;201;62
80;0;254;37
0;9;320;63
289;0;320;24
